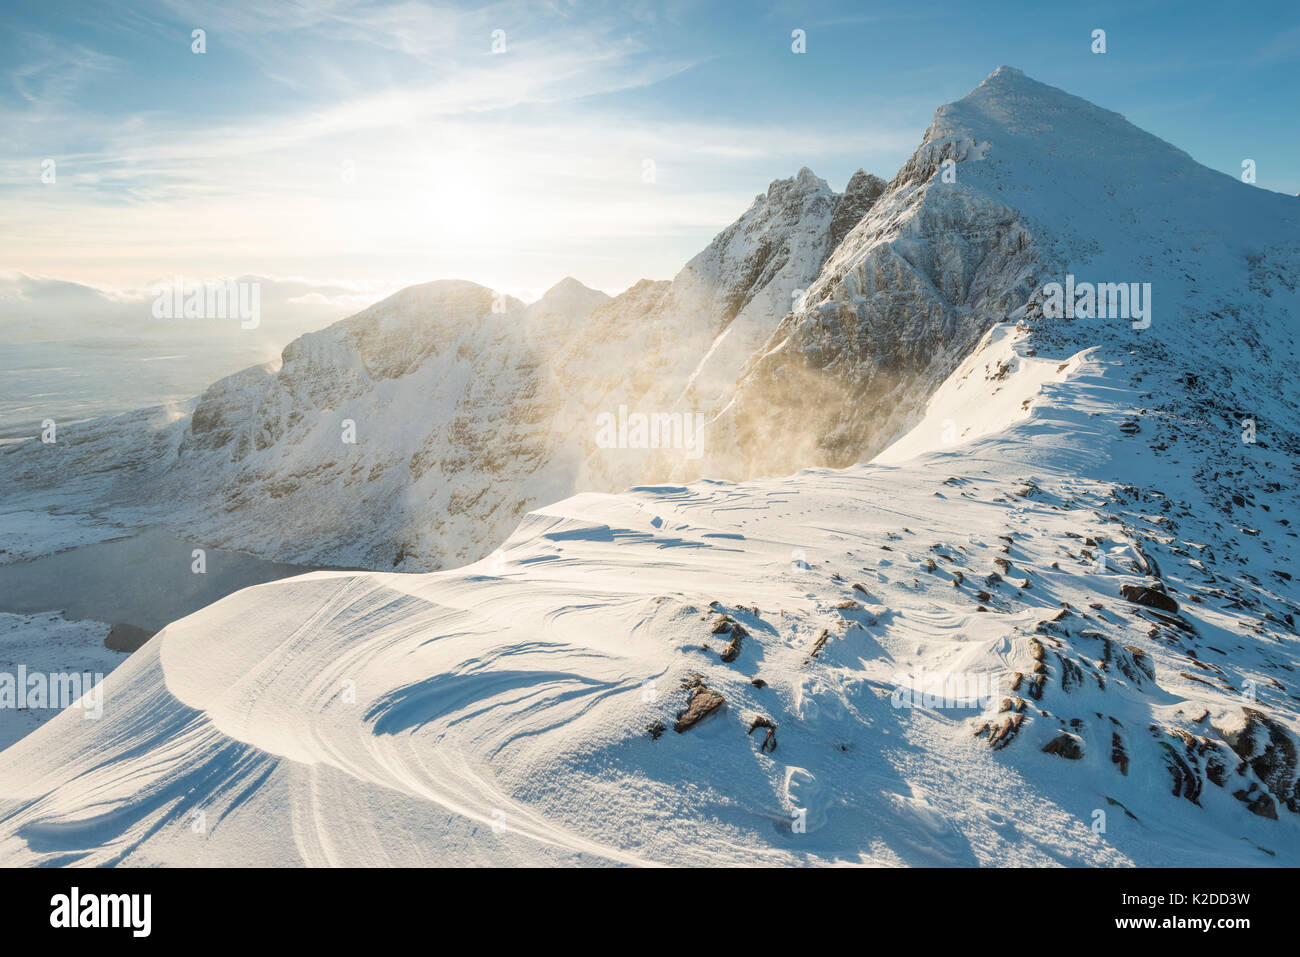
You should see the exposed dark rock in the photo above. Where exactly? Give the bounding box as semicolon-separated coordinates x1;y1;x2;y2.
1057;654;1084;693
1160;741;1203;805
827;169;887;253
717;620;749;663
806;628;831;661
1042;732;1084;759
1121;583;1179;614
974;713;1024;750
1106;795;1140;820
674;676;725;733
1220;708;1300;814
1111;732;1129;774
1206;749;1229;787
1122;645;1156;681
1234;787;1278;820
747;715;778;753
105;622;155;653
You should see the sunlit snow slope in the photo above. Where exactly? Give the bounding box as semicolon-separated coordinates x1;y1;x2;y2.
2;317;1297;866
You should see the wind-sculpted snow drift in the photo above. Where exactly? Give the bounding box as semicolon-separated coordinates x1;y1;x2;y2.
1;68;1298;866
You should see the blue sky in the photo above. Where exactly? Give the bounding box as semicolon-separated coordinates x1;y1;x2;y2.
2;0;1297;299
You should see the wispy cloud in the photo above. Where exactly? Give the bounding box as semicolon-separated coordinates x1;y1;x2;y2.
8;33;121;107
0;1;926;293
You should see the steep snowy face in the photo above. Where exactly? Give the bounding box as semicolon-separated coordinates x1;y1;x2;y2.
686;73;1054;481
668;167;841;414
592;167;841;416
682;66;1298;485
674;167;838;337
950;70;1300;551
520;277;613;348
963;68;1300;478
571;167;850;492
167;280;582;569
182;281;513;459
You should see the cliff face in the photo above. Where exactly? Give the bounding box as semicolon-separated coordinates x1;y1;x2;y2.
827;169;887;253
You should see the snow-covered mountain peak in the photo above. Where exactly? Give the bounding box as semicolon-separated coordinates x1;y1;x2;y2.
944;65;1182;153
922;65;1279;222
584;165;842;420
361;277;501;317
523;277;612;343
773;165;830;197
534;276;609;308
691;66;1299;487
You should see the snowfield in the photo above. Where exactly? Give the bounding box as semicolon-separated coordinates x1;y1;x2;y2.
0;67;1297;867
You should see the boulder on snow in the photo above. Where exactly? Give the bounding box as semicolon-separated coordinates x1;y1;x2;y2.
1042;732;1084;760
1120;584;1179;614
674;677;726;733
